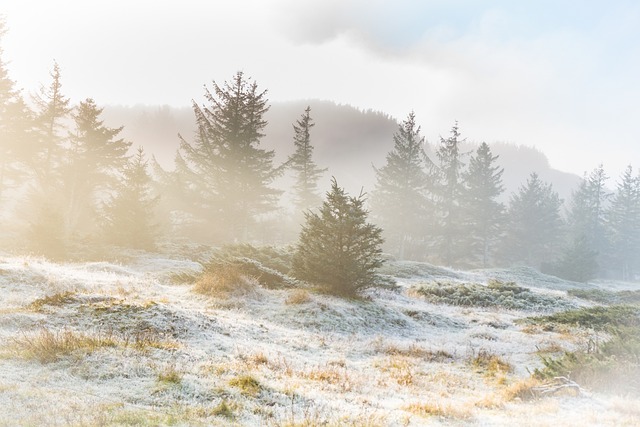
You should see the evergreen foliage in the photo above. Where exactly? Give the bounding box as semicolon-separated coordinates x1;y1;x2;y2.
464;142;505;267
0;19;33;200
292;178;384;296
102;147;159;250
177;71;282;242
371;112;434;260
434;122;467;265
501;173;564;268
606;166;640;280
30;61;72;189
64;98;131;235
288;106;326;214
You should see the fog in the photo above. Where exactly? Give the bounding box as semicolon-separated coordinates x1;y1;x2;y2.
2;0;640;179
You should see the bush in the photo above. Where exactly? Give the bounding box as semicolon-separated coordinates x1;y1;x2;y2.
525;305;640;331
416;280;574;311
526;305;640;394
202;244;298;289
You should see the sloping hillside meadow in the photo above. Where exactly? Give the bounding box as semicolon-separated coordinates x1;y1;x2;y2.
1;249;639;426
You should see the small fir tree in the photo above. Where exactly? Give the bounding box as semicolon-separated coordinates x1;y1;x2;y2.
292;178;384;297
288;106;326;214
102;147;159;250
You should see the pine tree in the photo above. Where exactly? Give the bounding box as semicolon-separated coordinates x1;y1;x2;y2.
563;165;609;277
102;147;159;249
370;111;434;260
0;18;33;201
31;61;72;189
464;142;505;267
178;71;281;241
64;98;131;235
288;106;326;214
606;165;640;280
434;121;467;265
501;173;564;269
292;178;384;297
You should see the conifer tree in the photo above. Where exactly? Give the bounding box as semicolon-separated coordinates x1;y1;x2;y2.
24;61;72;257
464;142;505;267
31;61;72;188
64;98;131;234
562;165;609;278
0;19;33;200
371;111;434;260
178;71;281;241
292;178;384;297
606;166;640;280
434;122;467;265
288;106;326;214
501;173;564;269
102;147;158;249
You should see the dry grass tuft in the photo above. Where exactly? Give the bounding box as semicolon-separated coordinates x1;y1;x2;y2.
193;265;255;299
229;374;262;396
28;292;77;311
503;377;543;401
10;328;118;363
286;289;311;305
383;343;454;361
249;352;269;366
157;365;183;385
469;348;513;377
405;401;473;420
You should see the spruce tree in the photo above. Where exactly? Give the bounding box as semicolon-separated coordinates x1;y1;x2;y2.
292;178;384;297
434;121;467;265
370;111;434;260
24;61;72;257
64;98;131;235
288;106;326;214
178;71;281;241
501;173;564;269
0;19;32;200
31;61;72;189
562;165;609;278
102;147;158;249
464;142;505;267
606;166;640;280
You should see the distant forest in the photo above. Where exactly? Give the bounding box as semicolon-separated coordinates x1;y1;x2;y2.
2;18;639;282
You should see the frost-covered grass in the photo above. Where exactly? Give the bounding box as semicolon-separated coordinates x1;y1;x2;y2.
414;279;575;311
1;252;639;426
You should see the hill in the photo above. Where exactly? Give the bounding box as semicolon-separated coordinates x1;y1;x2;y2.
102;101;581;201
1;250;638;425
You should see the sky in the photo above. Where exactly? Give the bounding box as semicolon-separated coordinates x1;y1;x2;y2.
2;0;639;179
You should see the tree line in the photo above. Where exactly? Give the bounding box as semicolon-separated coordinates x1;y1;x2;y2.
1;19;639;281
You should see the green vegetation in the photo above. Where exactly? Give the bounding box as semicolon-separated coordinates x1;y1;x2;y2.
568;288;640;305
526;305;640;394
203;244;297;289
524;305;640;331
416;280;574;311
